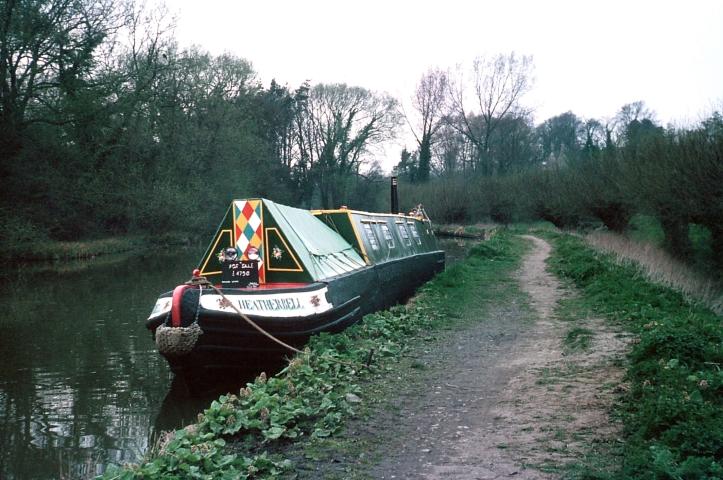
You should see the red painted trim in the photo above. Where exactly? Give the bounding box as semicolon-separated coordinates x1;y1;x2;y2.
248;282;309;290
171;284;193;327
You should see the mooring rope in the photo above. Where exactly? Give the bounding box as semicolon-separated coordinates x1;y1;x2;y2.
185;276;304;355
182;275;370;370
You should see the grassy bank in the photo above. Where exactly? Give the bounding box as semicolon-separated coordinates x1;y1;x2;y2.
544;232;722;479
102;232;527;479
585;230;723;316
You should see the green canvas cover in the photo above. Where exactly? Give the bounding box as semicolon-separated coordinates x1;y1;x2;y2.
197;199;368;284
263;200;367;281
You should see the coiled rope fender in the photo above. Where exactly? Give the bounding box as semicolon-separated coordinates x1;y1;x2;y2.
156;322;202;356
155;284;204;356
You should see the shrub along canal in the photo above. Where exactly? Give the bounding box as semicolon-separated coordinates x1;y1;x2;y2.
0;239;472;480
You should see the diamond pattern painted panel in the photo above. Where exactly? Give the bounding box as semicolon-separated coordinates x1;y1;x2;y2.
233;200;265;283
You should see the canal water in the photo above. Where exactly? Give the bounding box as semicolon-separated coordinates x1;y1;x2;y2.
0;238;475;479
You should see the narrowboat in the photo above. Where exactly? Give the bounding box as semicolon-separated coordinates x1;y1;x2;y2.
146;198;445;377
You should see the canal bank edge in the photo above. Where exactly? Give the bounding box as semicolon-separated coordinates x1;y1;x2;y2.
0;233;196;265
101;232;529;479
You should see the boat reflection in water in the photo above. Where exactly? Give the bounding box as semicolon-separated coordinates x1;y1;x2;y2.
152;359;290;435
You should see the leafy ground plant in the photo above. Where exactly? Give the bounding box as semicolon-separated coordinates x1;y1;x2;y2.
102;232;525;479
544;232;722;480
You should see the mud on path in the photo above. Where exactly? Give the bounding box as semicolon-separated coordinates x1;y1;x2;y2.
299;235;630;479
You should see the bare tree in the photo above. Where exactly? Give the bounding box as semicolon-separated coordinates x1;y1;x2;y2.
448;52;534;175
295;83;401;208
610;100;657;146
615;100;655;126
491;112;536;173
407;68;447;182
432;120;470;176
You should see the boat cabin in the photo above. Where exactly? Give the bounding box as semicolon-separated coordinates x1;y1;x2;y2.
197;199;366;286
197;199;438;287
312;208;438;265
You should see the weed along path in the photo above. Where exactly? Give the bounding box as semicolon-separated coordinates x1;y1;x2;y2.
306;235;630;479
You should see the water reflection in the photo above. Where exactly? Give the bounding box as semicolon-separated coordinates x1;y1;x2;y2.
153;369;279;435
0;239;476;479
0;250;200;479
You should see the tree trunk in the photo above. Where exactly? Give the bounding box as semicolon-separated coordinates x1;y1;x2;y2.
592;202;632;233
705;222;723;273
417;137;431;183
659;213;692;259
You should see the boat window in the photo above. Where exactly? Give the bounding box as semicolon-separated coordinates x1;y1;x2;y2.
397;223;412;246
363;223;379;250
408;223;422;245
380;224;395;248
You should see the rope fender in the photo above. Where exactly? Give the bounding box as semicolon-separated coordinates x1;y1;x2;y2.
155;322;202;356
155;284;203;356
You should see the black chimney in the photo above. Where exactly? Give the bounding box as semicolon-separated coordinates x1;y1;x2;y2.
391;176;399;214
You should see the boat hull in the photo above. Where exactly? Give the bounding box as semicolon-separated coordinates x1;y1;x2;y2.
147;250;445;377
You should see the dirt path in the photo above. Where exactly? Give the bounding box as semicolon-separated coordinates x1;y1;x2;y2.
299;235;628;480
296;235;629;479
457;235;631;478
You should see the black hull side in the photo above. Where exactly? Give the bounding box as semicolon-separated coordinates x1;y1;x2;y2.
152;250;445;377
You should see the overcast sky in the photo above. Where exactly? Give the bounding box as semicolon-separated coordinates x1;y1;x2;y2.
167;0;723;170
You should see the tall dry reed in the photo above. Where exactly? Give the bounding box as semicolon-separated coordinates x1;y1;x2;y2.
585;230;723;315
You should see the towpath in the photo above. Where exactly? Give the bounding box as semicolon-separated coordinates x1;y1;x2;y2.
299;235;629;479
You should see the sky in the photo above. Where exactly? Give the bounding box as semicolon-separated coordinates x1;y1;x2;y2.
165;0;723;170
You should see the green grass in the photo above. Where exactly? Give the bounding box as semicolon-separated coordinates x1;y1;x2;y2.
103;232;529;479
0;232;193;264
506;221;559;234
563;327;594;352
628;214;666;246
0;236;149;262
543;231;722;480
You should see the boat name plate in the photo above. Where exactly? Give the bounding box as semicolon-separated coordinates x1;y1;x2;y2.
201;287;333;318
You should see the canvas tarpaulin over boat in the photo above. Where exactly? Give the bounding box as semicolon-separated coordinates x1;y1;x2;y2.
198;199;366;284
